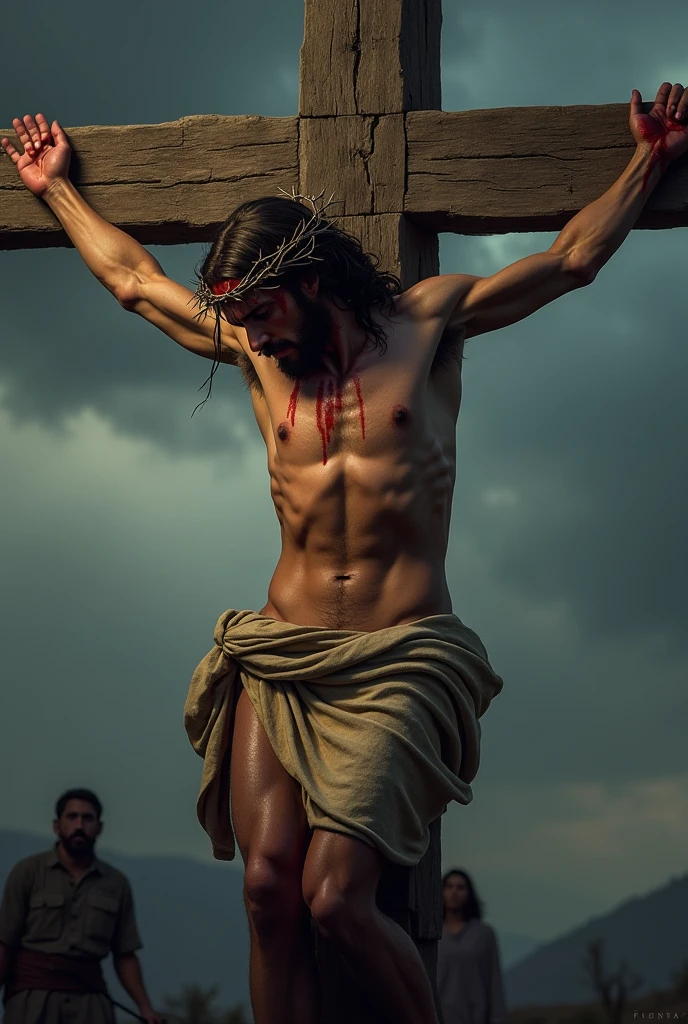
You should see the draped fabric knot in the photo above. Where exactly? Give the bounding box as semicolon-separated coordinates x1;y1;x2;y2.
184;610;503;864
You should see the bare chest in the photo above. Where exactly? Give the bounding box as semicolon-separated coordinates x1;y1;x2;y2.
266;369;459;471
275;374;389;465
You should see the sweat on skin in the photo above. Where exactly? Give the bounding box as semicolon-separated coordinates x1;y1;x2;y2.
2;81;687;1024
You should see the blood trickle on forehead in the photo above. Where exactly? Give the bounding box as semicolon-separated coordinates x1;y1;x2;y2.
228;288;289;326
211;278;242;296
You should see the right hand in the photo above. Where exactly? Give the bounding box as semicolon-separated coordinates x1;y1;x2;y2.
1;113;71;198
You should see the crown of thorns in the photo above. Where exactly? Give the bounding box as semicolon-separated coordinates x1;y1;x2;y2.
193;188;338;318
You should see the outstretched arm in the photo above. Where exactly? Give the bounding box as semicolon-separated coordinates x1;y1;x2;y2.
1;113;241;363
412;82;688;340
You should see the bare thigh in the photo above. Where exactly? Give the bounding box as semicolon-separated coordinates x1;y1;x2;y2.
231;687;310;872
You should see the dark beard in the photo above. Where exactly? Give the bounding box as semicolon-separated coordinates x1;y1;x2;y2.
61;833;96;858
273;297;333;381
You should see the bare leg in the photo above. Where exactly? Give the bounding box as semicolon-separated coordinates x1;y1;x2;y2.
303;830;438;1024
231;688;319;1024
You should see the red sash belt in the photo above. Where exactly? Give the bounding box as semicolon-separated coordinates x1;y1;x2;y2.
4;946;107;1002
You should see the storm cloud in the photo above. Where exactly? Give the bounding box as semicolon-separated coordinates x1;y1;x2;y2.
1;0;686;940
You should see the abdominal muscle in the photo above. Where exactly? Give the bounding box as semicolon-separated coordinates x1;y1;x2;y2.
261;446;456;632
262;554;453;632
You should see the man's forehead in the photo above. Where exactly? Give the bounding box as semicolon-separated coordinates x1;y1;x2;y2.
62;799;96;816
224;288;277;322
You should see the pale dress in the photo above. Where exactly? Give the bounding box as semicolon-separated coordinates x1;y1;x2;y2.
437;919;507;1024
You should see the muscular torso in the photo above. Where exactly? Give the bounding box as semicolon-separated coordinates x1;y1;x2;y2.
236;293;464;630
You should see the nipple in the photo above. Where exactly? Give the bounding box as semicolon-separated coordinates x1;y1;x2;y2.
392;405;410;426
277;423;289;442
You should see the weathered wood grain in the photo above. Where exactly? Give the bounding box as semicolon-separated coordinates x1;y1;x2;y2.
7;103;687;250
299;115;405;216
406;105;688;232
0;116;298;249
398;214;441;288
299;0;441;116
7;3;683;1022
338;213;439;288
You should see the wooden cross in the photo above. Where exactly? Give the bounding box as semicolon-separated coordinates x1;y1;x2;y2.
2;1;687;1020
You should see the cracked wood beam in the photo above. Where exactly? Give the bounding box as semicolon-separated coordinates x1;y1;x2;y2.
338;214;439;288
5;103;686;254
299;115;405;216
299;0;441;116
299;4;443;1023
0;115;299;250
298;0;442;288
405;105;688;233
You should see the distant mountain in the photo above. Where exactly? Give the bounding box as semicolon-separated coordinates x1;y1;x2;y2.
497;930;541;971
0;828;539;1015
504;873;688;1007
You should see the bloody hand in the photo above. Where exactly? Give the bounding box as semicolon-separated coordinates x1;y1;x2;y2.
630;83;688;188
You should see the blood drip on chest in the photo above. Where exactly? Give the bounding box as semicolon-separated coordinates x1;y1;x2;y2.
353;376;366;439
315;379;337;464
276;383;301;445
314;377;363;465
286;382;300;426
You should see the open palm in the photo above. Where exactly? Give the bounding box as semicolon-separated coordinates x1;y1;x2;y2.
630;83;688;163
1;113;71;197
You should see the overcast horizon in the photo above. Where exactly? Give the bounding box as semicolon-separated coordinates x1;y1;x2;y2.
1;0;687;943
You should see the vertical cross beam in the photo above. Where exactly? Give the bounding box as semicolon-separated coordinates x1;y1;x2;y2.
299;0;441;289
298;3;444;1019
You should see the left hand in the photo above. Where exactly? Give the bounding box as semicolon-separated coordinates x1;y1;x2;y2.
139;1010;165;1024
630;82;688;163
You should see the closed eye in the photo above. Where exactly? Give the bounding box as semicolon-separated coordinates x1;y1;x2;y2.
245;304;272;324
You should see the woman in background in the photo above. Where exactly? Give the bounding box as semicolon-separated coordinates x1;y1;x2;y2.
438;869;507;1024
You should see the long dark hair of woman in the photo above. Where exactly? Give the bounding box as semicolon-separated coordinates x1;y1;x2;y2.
442;868;484;921
193;195;402;409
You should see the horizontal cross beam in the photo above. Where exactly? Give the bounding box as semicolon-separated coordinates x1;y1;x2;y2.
0;115;299;249
406;105;688;232
2;103;687;251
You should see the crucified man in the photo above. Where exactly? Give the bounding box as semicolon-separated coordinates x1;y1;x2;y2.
3;83;687;1024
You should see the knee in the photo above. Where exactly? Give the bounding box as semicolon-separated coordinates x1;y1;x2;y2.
307;883;370;946
244;856;305;940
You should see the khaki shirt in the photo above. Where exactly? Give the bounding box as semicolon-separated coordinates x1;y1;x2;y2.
0;846;142;960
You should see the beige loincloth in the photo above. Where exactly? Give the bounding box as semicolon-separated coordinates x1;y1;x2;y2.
184;609;503;867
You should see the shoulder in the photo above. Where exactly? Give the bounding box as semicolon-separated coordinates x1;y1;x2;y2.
473;920;499;943
7;851;50;877
2;851;50;892
395;274;481;325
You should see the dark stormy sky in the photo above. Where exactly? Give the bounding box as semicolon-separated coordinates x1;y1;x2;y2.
1;0;686;941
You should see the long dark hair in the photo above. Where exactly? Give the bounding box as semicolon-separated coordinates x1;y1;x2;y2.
442;868;484;921
194;196;402;407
